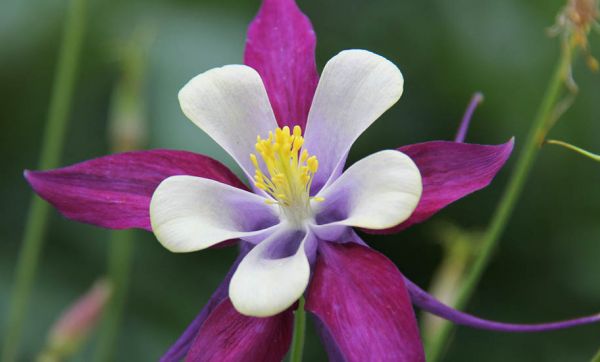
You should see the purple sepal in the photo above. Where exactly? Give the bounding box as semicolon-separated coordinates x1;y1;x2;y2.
306;242;425;362
160;243;251;361
186;298;293;362
365;139;514;234
24;149;246;231
244;0;319;129
405;277;600;332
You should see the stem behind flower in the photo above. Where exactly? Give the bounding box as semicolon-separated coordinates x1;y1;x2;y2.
289;297;306;362
92;28;151;362
93;233;135;362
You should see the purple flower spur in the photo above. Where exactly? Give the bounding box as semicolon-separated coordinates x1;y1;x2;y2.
25;0;600;360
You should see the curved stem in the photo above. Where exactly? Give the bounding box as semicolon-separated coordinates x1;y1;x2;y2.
290;297;306;362
1;0;87;360
546;139;600;162
425;38;578;362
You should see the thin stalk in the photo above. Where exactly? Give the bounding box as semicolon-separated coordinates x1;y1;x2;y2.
2;0;87;360
425;38;578;362
289;297;306;362
92;29;149;361
592;347;600;362
546;139;600;162
93;232;134;362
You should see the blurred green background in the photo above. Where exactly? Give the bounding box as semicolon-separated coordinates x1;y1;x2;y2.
1;0;599;360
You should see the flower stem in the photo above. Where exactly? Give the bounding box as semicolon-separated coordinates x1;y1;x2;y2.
93;30;149;361
93;232;135;362
1;0;87;360
290;297;306;362
425;38;578;362
546;139;600;162
592;347;600;362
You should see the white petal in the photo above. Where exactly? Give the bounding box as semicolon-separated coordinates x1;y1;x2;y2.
179;65;278;178
150;176;278;252
229;229;312;317
314;150;422;229
303;49;404;191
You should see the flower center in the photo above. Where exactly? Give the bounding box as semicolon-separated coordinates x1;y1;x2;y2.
251;126;323;225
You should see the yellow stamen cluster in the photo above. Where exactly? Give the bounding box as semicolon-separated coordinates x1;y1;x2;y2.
251;126;323;211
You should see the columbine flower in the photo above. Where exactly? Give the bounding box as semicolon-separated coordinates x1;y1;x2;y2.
153;45;425;317
26;0;600;360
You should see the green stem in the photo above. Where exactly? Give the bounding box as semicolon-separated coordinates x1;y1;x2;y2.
92;30;149;360
592;347;600;362
93;232;135;362
289;297;306;362
546;139;600;162
425;39;577;362
1;0;87;360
